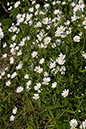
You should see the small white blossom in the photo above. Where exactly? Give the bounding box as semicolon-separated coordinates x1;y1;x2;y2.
11;72;17;79
12;107;17;114
16;86;23;93
51;82;57;88
39;58;45;64
34;83;41;91
1;71;5;76
82;51;86;59
70;119;78;128
42;77;51;85
33;93;39;100
2;53;7;58
31;51;37;58
82;119;86;129
24;74;29;79
14;1;20;8
73;35;80;42
26;80;31;86
44;36;51;45
6;80;11;86
10;57;14;64
61;89;69;98
43;71;49;77
42;17;48;24
9;115;15;121
7;74;11;78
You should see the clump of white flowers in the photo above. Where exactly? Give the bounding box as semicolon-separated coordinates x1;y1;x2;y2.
0;0;85;127
9;107;17;121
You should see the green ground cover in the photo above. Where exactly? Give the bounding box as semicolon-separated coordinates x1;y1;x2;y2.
0;0;86;129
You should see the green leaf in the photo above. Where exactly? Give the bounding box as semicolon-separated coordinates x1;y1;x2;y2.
3;18;13;26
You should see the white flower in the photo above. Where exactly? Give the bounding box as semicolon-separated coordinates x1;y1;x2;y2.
34;66;43;73
14;1;20;8
10;57;14;64
19;41;25;46
39;58;45;64
24;74;29;79
31;51;37;58
34;83;41;91
51;82;57;88
5;67;8;71
7;74;11;78
44;36;51;45
43;71;49;77
59;53;66;60
82;20;86;25
16;86;23;93
26;14;33;21
52;1;56;5
16;63;23;70
6;80;11;86
55;30;61;37
0;75;2;79
71;15;77;21
12;35;16;41
7;5;12;10
70;119;78;128
2;53;7;58
73;35;80;42
0;31;4;39
79;124;83;129
35;4;40;9
16;14;21;19
17;50;22;56
26;80;31;86
3;42;7;48
12;107;17;114
26;86;31;92
29;7;34;12
9;115;15;121
42;77;51;85
49;61;56;69
62;1;66;5
37;21;42;27
54;9;61;15
17;17;24;23
15;46;19;50
61;89;69;98
44;3;49;8
10;48;16;55
82;51;86;59
33;93;39;100
56;58;66;65
11;72;17;79
27;36;31;40
82;119;86;129
1;71;5;76
42;17;48;24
